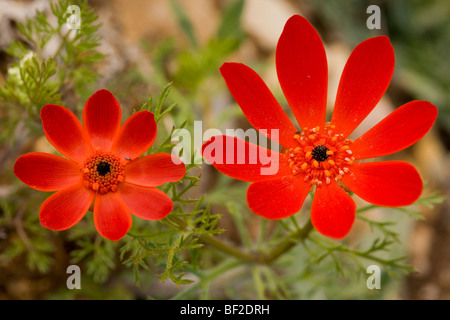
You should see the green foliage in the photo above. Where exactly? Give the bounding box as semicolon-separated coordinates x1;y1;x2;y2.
163;189;444;299
140;82;178;123
309;0;450;133
0;195;55;274
0;0;104;144
170;0;245;90
1;53;60;114
0;55;61;143
217;0;245;42
120;87;224;287
385;0;450;128
143;0;245;117
170;0;198;48
68;225;118;284
0;0;106;288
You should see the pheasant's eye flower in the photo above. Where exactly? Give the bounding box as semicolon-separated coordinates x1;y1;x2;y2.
14;90;186;241
202;15;437;239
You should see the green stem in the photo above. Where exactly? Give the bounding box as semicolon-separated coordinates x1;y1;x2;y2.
198;234;258;263
356;204;377;214
252;266;266;299
129;217;314;266
256;218;268;249
171;259;241;300
262;219;314;264
198;218;314;264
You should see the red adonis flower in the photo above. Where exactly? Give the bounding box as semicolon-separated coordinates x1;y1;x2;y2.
202;15;437;239
14;90;185;241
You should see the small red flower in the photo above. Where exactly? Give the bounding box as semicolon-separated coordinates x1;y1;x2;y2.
14;90;186;241
202;15;437;239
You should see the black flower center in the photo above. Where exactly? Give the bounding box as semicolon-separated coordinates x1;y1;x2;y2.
96;162;111;176
311;145;329;162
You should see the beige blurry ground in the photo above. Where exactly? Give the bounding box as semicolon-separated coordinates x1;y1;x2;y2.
0;0;449;300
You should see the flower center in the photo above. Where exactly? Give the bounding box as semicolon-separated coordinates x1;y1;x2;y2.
286;123;355;186
311;145;329;162
81;152;124;194
97;162;111;176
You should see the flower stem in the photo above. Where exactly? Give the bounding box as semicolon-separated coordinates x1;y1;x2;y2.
171;258;242;300
198;234;258;263
129;216;314;265
263;219;314;263
198;218;314;264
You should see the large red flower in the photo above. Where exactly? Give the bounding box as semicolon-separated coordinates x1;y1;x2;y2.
14;90;186;241
202;15;437;239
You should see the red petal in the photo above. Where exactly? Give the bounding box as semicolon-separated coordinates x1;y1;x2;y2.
83;89;122;151
247;175;311;219
351;101;438;160
93;192;132;241
41;105;93;162
124;153;186;187
341;161;423;207
276;15;328;130
111;111;157;161
311;182;356;239
331;36;395;138
220;62;298;149
202;135;292;182
118;182;173;220
40;183;94;231
14;152;81;191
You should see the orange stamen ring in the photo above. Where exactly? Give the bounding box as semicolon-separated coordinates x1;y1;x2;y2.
287;123;354;186
81;152;124;194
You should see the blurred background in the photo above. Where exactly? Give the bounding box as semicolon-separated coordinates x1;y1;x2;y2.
0;0;449;300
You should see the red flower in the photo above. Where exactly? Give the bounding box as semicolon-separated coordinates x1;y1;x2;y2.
14;90;186;241
202;15;437;239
